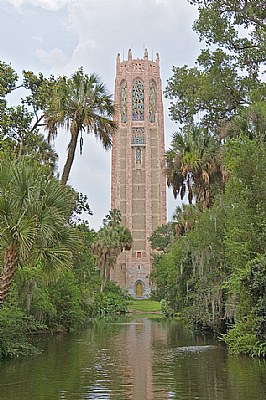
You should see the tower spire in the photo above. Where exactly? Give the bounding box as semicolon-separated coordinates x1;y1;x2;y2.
144;48;148;59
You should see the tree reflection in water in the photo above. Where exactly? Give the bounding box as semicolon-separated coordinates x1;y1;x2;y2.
0;318;265;400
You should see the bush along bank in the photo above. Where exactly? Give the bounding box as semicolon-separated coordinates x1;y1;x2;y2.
0;271;129;359
151;139;266;358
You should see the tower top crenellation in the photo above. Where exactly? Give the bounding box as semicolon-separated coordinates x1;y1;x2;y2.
116;48;160;65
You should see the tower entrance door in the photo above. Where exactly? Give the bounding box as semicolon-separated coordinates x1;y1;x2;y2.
136;281;143;297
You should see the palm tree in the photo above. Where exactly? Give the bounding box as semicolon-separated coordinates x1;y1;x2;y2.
0;157;78;306
102;208;122;227
166;127;223;209
44;68;116;185
172;204;200;237
92;210;132;292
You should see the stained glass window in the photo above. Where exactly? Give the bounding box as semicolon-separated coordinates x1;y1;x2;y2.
149;81;156;123
132;79;144;121
120;81;127;123
136;147;142;164
132;128;145;145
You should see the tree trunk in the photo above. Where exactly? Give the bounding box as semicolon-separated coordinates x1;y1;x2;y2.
100;265;106;293
61;125;79;185
106;263;111;281
100;255;108;293
0;245;19;307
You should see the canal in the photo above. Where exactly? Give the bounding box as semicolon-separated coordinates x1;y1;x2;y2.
0;317;265;399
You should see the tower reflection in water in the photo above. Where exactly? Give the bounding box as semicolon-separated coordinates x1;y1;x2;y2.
104;318;169;400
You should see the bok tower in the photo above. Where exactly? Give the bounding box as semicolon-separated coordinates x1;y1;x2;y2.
111;49;166;298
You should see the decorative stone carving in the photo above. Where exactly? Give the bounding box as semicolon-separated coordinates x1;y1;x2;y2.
132;79;144;121
149;80;156;123
120;80;127;123
136;147;142;165
132;128;145;145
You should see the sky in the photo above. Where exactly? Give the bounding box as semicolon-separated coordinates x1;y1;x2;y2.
0;0;201;229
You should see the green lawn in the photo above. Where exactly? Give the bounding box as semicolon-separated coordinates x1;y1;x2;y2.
128;299;162;313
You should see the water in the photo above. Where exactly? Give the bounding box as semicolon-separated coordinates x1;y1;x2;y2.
0;317;265;399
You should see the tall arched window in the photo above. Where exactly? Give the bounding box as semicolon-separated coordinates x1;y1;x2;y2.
120;80;127;123
149;80;156;123
132;79;144;121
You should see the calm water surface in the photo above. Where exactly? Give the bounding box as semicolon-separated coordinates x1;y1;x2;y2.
0;317;265;400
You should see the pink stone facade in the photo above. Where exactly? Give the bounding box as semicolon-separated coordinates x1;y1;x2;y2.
111;49;166;298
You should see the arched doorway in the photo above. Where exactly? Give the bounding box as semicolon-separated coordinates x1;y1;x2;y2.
136;281;143;298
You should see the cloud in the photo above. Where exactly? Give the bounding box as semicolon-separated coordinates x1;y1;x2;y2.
58;0;199;81
36;47;67;67
7;0;71;10
2;0;200;228
71;40;97;64
41;0;200;227
32;35;43;43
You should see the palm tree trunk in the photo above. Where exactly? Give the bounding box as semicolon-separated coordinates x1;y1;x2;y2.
100;255;107;293
61;125;79;185
100;264;106;293
0;245;19;307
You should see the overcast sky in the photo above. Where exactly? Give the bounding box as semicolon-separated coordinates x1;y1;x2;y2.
0;0;201;229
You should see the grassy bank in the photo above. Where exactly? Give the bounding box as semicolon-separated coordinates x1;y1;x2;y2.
128;299;162;314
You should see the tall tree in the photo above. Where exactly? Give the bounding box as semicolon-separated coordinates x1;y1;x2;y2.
152;0;266;357
165;49;253;130
92;210;132;292
44;68;116;185
0;157;78;306
165;1;265;206
149;223;176;253
190;0;266;76
166;127;224;208
0;62;57;168
102;208;122;227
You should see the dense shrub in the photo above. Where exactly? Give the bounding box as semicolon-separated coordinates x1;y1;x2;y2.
0;305;38;359
95;282;129;317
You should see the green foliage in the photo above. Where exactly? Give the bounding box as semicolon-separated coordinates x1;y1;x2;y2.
71;192;93;226
228;101;266;141
22;70;56;118
165;50;251;128
223;138;266;273
44;67;116;185
0;62;128;359
157;0;266;357
0;61;18;99
0;304;38;359
166;127;224;207
160;299;177;318
94;282;129;317
0;62;58;168
153;137;266;355
0;157;79;304
222;322;266;358
0;219;131;359
29;285;57;326
149;223;175;252
46;270;87;330
190;0;266;75
92;210;132;292
23;225;100;329
223;256;266;357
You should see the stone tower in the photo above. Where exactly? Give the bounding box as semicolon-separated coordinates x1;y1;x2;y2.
111;49;166;298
